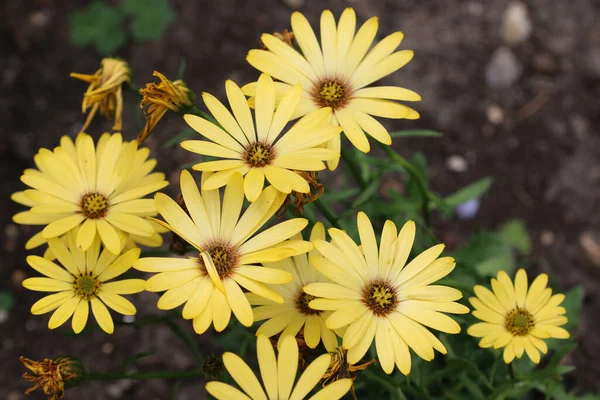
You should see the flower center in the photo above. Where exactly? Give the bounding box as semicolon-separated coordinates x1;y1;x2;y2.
505;308;535;336
200;242;238;278
362;280;398;316
243;142;274;168
81;193;108;219
73;273;101;300
295;291;320;316
313;80;349;109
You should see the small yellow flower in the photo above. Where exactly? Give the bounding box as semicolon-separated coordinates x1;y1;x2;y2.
21;356;84;400
304;212;469;375
248;223;339;352
71;58;131;133
12;132;169;255
206;335;353;400
138;71;193;144
134;170;312;334
22;231;145;334
322;347;375;400
181;73;341;202
244;8;421;169
467;269;570;364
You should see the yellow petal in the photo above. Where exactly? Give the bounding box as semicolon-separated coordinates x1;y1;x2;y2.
42;214;85;239
72;299;89;334
290;354;331;400
184;113;245;151
224;279;254;327
205;382;252;400
335;108;369;152
26;256;73;282
31;292;74;315
226;80;257;143
96;218;122;255
48;296;80;330
244;168;265;202
257;335;278;400
223;352;267;400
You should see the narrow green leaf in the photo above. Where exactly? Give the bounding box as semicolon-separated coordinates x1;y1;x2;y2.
390;129;442;138
163;128;197;148
445;177;493;207
351;177;382;208
120;351;155;370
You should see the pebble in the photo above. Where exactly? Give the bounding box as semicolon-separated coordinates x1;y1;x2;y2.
106;379;134;398
579;232;600;267
533;52;557;74
12;269;26;287
282;0;304;10
456;198;481;220
102;342;114;354
486;105;504;125
0;310;8;325
123;315;135;323
486;47;523;88
501;2;532;45
540;230;555;246
446;155;468;173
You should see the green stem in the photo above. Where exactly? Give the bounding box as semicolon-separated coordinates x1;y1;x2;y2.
313;198;340;229
340;147;367;190
86;370;204;381
378;143;432;227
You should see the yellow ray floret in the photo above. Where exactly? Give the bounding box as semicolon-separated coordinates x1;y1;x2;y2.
134;170;313;335
467;269;570;364
181;73;341;201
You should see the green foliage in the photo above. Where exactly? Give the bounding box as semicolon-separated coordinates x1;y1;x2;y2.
121;0;176;41
390;129;442;138
0;290;14;311
69;0;125;55
68;0;176;55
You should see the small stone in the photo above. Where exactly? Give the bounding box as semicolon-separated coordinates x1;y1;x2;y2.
123;315;135;323
533;52;557;74
456;198;481;220
501;2;532;45
0;310;8;325
486;105;504;125
106;379;134;398
467;1;483;16
102;342;114;354
579;232;600;267
282;0;304;10
486;47;523;88
540;231;555;246
446;155;468;173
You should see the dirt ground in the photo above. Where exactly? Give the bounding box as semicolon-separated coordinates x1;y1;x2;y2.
1;0;600;398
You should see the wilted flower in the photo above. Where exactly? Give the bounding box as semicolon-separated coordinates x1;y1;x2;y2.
21;356;85;399
138;71;192;143
71;58;131;133
322;347;375;400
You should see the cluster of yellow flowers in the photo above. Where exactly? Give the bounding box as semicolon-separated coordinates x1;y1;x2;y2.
13;8;570;400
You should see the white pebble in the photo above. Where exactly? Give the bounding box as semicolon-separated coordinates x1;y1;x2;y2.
446;155;468;173
501;2;532;45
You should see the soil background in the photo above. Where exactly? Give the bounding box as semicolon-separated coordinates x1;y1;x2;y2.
1;0;600;399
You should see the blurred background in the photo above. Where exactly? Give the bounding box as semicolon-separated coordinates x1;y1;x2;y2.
1;0;599;398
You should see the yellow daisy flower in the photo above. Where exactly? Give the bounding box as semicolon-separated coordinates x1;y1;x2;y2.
304;212;469;375
12;132;169;255
181;73;341;201
248;223;339;352
243;8;421;169
206;335;353;400
467;269;570;364
22;231;145;334
134;170;312;334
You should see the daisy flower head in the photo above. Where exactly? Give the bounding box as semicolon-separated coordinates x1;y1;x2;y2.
12;132;169;255
467;269;570;364
206;335;353;400
244;8;421;169
304;212;469;375
181;73;341;202
22;230;145;334
134;170;312;335
248;222;339;352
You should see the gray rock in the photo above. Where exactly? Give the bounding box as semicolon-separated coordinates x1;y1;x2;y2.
501;2;532;45
485;47;523;88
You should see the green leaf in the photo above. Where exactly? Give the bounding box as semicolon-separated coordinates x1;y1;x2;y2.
476;251;515;277
163;128;197;148
561;287;584;332
351;176;382;208
390;129;442;138
498;219;532;255
445;177;493;207
69;1;126;55
121;0;176;41
0;291;14;311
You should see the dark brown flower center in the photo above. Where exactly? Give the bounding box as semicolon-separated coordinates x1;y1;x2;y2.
295;291;320;316
505;308;534;336
199;242;238;278
243;142;274;167
362;280;398;316
74;272;101;300
81;193;108;219
313;80;349;109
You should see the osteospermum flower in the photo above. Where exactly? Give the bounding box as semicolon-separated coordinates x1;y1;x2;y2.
134;170;312;334
71;58;130;133
467;269;570;364
248;223;339;351
304;212;469;375
181;73;341;201
12;132;169;255
22;231;144;334
206;335;353;400
244;8;421;169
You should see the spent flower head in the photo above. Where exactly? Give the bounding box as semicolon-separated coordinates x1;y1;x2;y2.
21;356;85;400
71;58;130;133
138;71;193;143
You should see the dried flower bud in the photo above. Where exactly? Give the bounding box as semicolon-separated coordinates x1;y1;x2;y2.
21;356;85;399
